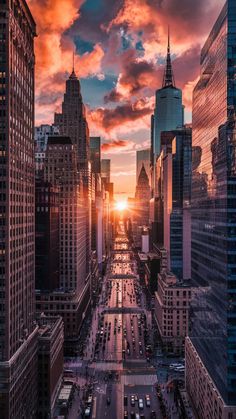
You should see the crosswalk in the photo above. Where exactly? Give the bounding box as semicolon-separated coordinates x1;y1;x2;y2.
122;373;157;386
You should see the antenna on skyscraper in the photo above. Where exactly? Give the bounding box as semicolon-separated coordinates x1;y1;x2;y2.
162;26;175;88
72;48;75;73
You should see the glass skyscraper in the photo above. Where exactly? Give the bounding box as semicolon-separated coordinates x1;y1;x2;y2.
189;0;236;406
153;32;184;159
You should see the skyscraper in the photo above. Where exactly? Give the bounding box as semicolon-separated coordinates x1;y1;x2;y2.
136;149;151;185
55;66;91;285
54;69;89;165
156;128;192;279
186;1;236;415
44;136;87;292
152;31;184;160
0;1;38;417
133;165;151;248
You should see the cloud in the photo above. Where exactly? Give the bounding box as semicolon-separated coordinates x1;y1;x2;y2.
108;0;224;55
104;89;123;104
68;0;124;44
90;98;153;132
101;139;129;152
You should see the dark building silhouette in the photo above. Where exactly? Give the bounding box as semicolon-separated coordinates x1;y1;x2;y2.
35;180;60;291
135;164;151;225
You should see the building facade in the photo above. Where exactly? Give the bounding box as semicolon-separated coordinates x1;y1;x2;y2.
187;0;236;413
0;1;38;417
35;124;59;179
44;136;87;292
37;315;64;419
159;128;192;279
36;136;90;339
154;271;191;355
35;180;60;291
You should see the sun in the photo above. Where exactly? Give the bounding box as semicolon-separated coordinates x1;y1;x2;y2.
115;201;127;211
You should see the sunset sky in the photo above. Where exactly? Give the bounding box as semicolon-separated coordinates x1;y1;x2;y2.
29;0;224;199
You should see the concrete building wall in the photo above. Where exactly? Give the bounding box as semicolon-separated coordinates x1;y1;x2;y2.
154;272;191;354
185;337;236;419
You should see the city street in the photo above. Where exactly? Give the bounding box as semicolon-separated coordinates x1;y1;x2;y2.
64;218;162;419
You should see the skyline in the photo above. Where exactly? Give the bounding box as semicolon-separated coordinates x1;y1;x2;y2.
1;0;236;417
29;0;224;198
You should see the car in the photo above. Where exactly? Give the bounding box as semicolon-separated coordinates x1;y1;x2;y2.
84;406;91;417
150;411;156;418
130;412;135;419
134;394;138;401
138;398;144;409
174;366;185;373
131;395;135;406
169;363;183;369
124;411;128;419
135;414;140;419
124;395;128;406
87;395;93;405
106;397;111;405
145;394;151;407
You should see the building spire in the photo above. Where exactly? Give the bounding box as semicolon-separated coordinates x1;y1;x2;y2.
162;26;175;88
69;48;78;80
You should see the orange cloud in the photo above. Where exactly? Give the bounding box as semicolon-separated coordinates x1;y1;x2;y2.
90;99;153;134
101;140;129;152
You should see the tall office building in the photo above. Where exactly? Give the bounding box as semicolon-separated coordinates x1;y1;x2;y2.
36;136;89;339
136;149;151;185
186;2;236;416
45;136;87;293
152;31;184;161
101;159;111;184
0;1;38;417
133;165;151;248
55;66;91;284
156;128;192;279
54;69;89;164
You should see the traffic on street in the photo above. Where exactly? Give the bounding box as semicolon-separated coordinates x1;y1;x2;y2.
61;217;170;418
